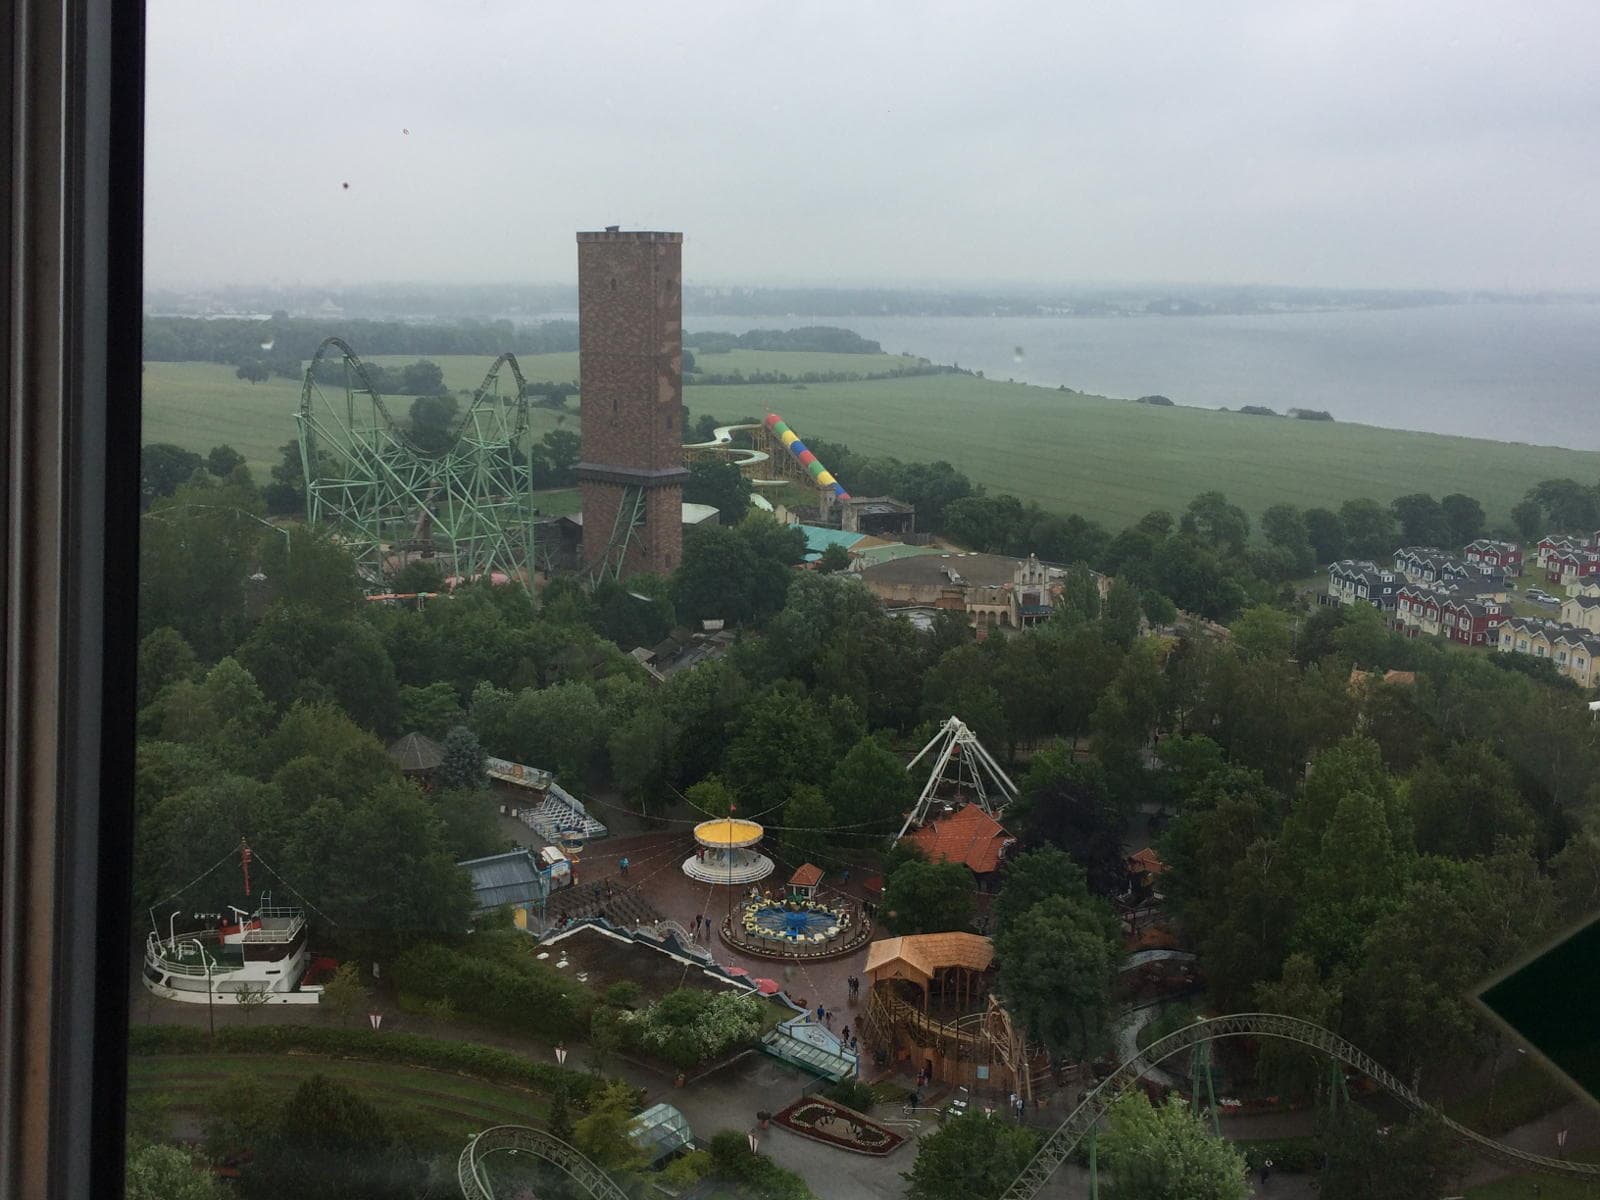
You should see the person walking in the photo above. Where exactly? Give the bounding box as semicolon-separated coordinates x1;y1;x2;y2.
815;1004;825;1024
619;856;629;878
842;1024;850;1041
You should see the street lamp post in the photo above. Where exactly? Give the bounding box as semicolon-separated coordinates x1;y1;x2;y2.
189;939;215;1038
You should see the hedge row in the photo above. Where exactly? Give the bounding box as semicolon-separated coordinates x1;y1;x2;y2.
128;1024;598;1102
391;941;590;1040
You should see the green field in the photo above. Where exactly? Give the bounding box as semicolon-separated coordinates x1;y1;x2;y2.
686;374;1600;530
140;361;575;481
130;1052;548;1145
142;356;1600;532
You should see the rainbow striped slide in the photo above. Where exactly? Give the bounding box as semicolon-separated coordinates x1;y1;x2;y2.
764;413;850;500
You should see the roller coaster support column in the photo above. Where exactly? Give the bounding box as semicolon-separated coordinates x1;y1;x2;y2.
1190;1039;1220;1136
1087;1130;1098;1200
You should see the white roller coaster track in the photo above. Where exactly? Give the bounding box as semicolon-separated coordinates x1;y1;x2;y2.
457;1013;1599;1200
1000;1012;1600;1200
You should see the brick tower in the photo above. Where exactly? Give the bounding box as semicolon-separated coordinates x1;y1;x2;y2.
576;229;690;581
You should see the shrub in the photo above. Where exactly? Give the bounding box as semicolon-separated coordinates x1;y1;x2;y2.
822;1079;878;1113
128;1024;599;1102
707;1130;814;1200
629;988;765;1071
660;1149;712;1190
391;939;589;1039
604;981;644;1010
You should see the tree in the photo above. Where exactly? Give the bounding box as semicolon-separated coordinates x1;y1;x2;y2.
254;525;363;618
1261;503;1314;574
1511;497;1544;541
243;1074;425;1199
781;783;835;867
140;443;204;509
1098;1093;1247;1200
683;459;752;520
318;962;367;1025
137;626;199;709
674;524;762;624
1180;491;1250;557
817;542;851;573
234;359;270;384
531;428;582;487
880;859;975;935
1338;498;1398;560
398;358;447;396
572;1081;647;1174
1319;1109;1468;1200
1303;506;1345;562
828;737;915;841
125;1142;221;1200
400;682;464;740
1230;605;1294;661
1440;493;1486;545
1253;953;1340;1098
902;1110;1040;1200
1407;742;1532;859
263;439;306;516
1101;580;1142;648
1390;493;1450;546
608;706;679;811
1009;748;1127;895
993;847;1091;934
437;724;486;791
995;894;1119;1060
1528;477;1598;531
390;557;445;596
235;604;402;733
405;392;459;453
207;444;246;477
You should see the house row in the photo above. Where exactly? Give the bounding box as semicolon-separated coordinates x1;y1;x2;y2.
1497;617;1600;689
1463;539;1524;576
1393;583;1509;646
1325;559;1405;610
1393;546;1485;586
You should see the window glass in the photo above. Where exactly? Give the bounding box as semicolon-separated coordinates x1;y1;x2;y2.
131;5;1600;1199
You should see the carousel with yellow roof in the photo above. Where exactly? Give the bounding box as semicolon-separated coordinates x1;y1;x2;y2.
682;817;775;885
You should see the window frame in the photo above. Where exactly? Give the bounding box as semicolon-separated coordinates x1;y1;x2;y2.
0;1;145;1195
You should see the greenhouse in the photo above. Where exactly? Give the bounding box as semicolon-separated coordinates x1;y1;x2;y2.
627;1102;695;1165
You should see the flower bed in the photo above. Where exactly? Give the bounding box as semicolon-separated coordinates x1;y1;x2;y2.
773;1096;904;1156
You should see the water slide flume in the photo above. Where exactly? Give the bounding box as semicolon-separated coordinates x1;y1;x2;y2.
679;413;850;513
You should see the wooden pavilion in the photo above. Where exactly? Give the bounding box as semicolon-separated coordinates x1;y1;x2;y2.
860;932;1040;1098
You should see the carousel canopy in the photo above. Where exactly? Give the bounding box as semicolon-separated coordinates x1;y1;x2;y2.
693;817;764;849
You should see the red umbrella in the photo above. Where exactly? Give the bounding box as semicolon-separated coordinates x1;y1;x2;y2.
726;966;750;977
754;978;781;995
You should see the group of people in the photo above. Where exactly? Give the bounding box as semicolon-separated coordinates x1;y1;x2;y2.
845;974;861;1000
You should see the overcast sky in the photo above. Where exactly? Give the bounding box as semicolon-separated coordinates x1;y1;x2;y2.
145;1;1600;291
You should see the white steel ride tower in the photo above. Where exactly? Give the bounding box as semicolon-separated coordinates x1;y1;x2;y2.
897;715;1019;841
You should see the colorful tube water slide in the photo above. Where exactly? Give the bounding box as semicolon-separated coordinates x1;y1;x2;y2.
763;413;850;500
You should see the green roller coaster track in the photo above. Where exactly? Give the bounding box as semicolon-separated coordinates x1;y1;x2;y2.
456;1013;1600;1200
297;338;536;587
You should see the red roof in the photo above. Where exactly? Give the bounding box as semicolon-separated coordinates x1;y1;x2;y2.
906;805;1013;874
789;863;824;888
1128;848;1166;875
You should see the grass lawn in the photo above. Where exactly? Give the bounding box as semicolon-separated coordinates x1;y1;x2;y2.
1465;1148;1600;1199
533;487;581;517
143;355;1600;534
141;361;575;481
129;1052;549;1145
686;374;1600;532
1441;1058;1577;1137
